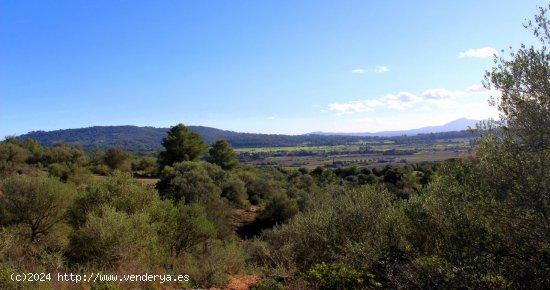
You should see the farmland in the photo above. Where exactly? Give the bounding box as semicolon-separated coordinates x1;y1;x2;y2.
235;137;473;168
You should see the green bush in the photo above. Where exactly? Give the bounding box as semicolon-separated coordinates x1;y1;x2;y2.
262;186;407;272
156;161;221;203
180;240;246;288
302;262;374;290
68;172;159;228
222;175;248;206
256;194;298;228
251;278;286;290
0;175;76;243
69;206;158;268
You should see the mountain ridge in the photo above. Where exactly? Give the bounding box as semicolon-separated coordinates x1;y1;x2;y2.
309;118;479;137
16;118;479;154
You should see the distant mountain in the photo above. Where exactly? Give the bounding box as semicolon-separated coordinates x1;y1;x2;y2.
17;125;377;153
309;118;479;137
17;120;478;154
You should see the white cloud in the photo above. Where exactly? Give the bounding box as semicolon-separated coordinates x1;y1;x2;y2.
458;47;498;58
383;92;421;110
328;99;384;115
426;98;462;109
323;84;500;116
421;88;466;100
466;84;488;93
329;101;374;115
352;66;389;74
364;99;385;107
373;65;389;73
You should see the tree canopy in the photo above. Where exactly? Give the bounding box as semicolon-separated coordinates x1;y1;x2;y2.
207;140;239;170
158;124;208;169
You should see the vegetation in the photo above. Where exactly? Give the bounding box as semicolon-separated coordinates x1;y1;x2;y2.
17;123;477;153
2;5;550;289
208;139;239;170
0;175;76;242
158;123;208;169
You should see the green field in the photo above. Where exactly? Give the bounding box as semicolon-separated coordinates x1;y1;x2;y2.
236;138;473;168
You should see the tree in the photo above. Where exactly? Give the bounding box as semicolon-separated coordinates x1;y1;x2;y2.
207;140;239;170
0;175;76;242
418;6;550;286
103;147;131;172
158;124;207;169
41;142;88;166
0;141;32;177
481;3;550;252
484;6;550;151
156;161;221;203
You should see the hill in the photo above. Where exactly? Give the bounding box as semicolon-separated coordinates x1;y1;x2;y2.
18;125;377;153
17;122;478;154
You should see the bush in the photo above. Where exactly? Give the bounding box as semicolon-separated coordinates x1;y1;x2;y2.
162;202;217;257
303;262;380;290
256;194;298;228
222;175;248;206
69;206;159;268
156;161;221;203
261;186;408;272
103;148;131;172
0;175;76;243
251;278;286;290
68;172;159;228
180;240;246;288
48;162;92;185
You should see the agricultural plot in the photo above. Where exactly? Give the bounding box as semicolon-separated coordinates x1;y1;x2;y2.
236;138;473;168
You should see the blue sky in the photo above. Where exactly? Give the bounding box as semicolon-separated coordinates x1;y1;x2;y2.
0;0;546;137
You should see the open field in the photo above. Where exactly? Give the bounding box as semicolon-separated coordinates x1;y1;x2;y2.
236;138;473;168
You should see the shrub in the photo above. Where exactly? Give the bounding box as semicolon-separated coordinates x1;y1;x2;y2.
221;175;248;206
251;278;286;290
261;186;407;272
69;206;158;268
0;175;76;243
68;172;159;228
180;240;246;288
156;161;221;203
256;194;298;228
302;262;380;290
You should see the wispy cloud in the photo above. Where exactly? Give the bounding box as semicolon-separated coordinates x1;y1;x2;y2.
373;65;389;73
466;84;487;93
422;88;465;100
323;84;499;116
383;92;421;110
458;47;498;58
352;66;389;74
328;99;384;115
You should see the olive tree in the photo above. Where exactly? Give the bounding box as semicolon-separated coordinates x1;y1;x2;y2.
0;175;76;242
